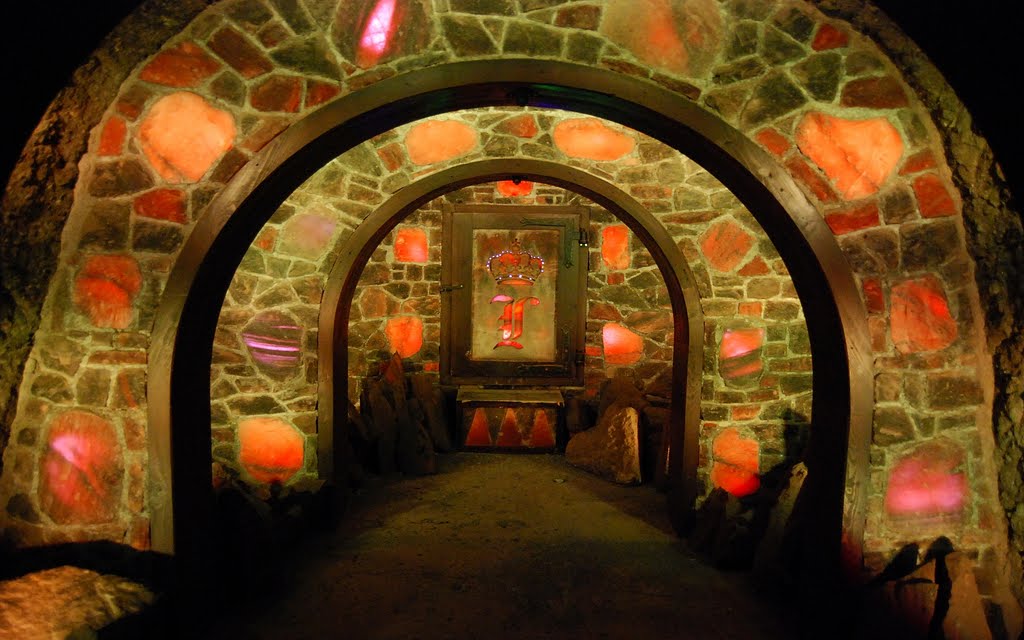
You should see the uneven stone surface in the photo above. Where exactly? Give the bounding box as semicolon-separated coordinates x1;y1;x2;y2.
890;276;958;353
601;0;722;77
796;112;904;200
404;120;477;165
566;405;641;484
138;92;236;182
553;118;635;161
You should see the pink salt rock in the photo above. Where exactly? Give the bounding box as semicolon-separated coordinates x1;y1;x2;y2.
890;276;957;353
404;120;477;165
39;411;123;524
601;0;722;77
496;114;539;138
496;409;523;447
719;327;765;381
553;118;635;161
913;174;958;218
241;310;303;378
394;227;428;262
98;116;127;156
603;323;644;365
238;417;305;484
796;112;904;200
885;440;967;518
279;209;338;259
139;42;221;88
138;92;236;183
700;219;753;271
73;255;142;329
385;316;423;358
133;189;187;223
601;225;631;269
496;180;534;197
711;427;760;497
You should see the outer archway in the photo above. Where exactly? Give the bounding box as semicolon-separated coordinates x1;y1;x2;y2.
148;60;870;583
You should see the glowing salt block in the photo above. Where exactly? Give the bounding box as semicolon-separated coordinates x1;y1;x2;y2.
279;210;338;259
496;409;523;446
385;316;423;358
238;417;305;484
465;409;492;446
711;428;760;497
73;255;142;329
601;0;722;77
796;112;904;200
890;276;957;353
496;180;534;197
134;188;187;223
530;410;556;448
700;220;754;272
602;323;644;365
601;225;630;269
719;327;765;380
138;92;236;183
394;228;428;262
39;411;123;524
553;118;636;161
405;120;477;165
242;310;303;377
711;463;760;497
885;442;967;518
357;0;398;68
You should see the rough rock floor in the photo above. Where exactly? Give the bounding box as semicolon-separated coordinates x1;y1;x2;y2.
200;453;794;639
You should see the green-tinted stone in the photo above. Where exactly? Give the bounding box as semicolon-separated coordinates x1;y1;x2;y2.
725;21;760;60
772;7;814;42
713;57;767;85
450;0;515;15
271;36;338;78
132;220;184;254
211;71;246;106
79;201;129;251
792;52;842;101
503;22;563;56
442;14;497;56
740;71;806;128
267;0;314;34
567;31;603;64
704;85;751;123
762;25;805;65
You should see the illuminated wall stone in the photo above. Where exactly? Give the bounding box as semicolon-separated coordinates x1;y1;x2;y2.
602;323;644;365
241;311;303;379
719;327;765;386
278;209;338;260
405;120;477;165
394;228;428;263
795;113;903;200
890;276;957;354
72;255;142;329
496;180;534;197
601;225;630;270
553;118;635;161
601;0;722;77
700;220;754;272
39;411;123;524
137;92;236;183
710;427;760;497
885;440;967;521
385;316;424;358
238;417;305;484
139;42;221;88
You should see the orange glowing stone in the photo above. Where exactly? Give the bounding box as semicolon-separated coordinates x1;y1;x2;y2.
496;180;534;197
465;409;492;446
394;228;429;262
700;220;754;272
73;255;143;329
385;316;424;358
405;120;477;165
497;409;522;447
39;411;123;524
553;118;636;161
529;410;556;448
601;0;722;77
711;428;760;497
238;417;305;484
601;225;630;269
138;92;236;183
890;276;957;353
885;441;967;518
602;323;644;365
719;328;765;380
796;112;904;200
357;0;398;68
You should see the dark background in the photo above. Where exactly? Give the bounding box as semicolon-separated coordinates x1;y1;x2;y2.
1;2;1019;204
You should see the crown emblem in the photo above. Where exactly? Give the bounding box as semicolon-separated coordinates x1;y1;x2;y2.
487;238;544;286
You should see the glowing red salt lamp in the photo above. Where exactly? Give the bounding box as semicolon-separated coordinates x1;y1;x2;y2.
890;276;957;354
711;428;760;497
394;227;429;262
138;92;235;183
385;316;423;358
496;180;534;197
796;112;904;200
238;417;305;484
601;225;630;270
885;442;967;518
602;323;644;365
405;120;477;165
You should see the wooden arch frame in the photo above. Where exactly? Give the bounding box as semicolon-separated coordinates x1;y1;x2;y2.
148;59;872;584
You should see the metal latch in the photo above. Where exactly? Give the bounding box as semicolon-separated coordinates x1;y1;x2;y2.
440;284;464;293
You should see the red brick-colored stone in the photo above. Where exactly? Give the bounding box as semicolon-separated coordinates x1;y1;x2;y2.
359;288;391;319
73;255;142;329
913;174;958;218
377;142;406;171
812;24;848;50
305;80;341;108
98;116;127;156
900;149;938;175
554;118;635;161
496;180;534;197
711;427;759;496
405;120;477;165
251;75;302;112
386;316;423;358
138;92;236;183
738;302;762;317
496;114;539;138
241;117;290;153
738;256;770;276
841;76;909;109
862;278;885;314
133;189;187;224
607;272;625;285
785;157;838;203
254;227;277;251
238;417;305;484
394;228;428;262
796;112;904;200
755;128;791;157
208;27;273;79
589;302;622;321
139;41;221;87
601;225;630;269
700;220;753;272
824;202;881;235
601;0;722;77
890;275;958;353
38;411;123;524
885;440;967;519
603;323;643;365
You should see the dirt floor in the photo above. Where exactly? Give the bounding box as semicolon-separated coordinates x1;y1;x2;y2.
199;453;795;639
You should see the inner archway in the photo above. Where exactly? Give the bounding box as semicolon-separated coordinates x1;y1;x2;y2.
149;60;870;586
